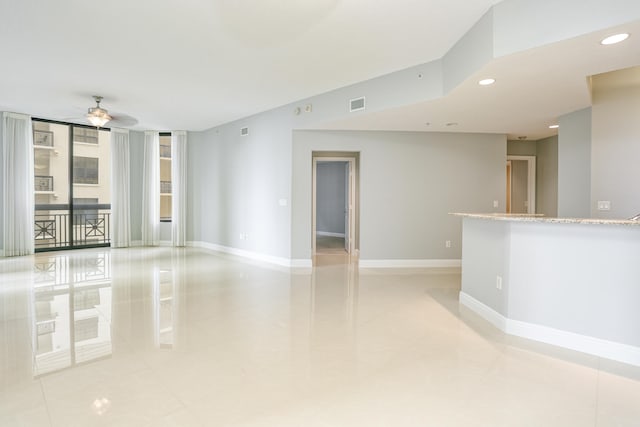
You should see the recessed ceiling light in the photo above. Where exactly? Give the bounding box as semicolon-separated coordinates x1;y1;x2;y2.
549;124;559;129
601;33;629;45
478;78;496;86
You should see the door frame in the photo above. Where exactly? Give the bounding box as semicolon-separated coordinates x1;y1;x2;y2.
506;155;536;214
312;155;358;255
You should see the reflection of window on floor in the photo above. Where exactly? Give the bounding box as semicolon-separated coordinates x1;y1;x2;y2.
73;156;99;184
74;317;99;342
74;288;100;310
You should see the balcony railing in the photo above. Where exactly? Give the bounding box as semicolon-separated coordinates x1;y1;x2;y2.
35;175;54;192
160;181;172;194
35;204;111;250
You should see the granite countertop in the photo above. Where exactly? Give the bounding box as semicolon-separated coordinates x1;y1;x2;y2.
450;212;640;226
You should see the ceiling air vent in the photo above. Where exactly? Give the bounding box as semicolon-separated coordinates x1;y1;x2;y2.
349;97;365;112
240;127;249;136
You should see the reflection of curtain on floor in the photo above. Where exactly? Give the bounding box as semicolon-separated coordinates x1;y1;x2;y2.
110;128;131;247
2;112;34;256
142;131;159;246
171;131;187;247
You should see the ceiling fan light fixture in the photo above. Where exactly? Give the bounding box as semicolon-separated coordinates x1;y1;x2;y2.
86;96;112;127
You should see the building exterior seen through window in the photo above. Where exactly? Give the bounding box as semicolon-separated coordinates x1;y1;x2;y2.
33;120;111;251
160;134;172;221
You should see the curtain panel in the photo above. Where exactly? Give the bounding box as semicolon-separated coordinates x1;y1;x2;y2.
141;131;159;246
171;131;187;247
2;112;34;257
110;128;131;248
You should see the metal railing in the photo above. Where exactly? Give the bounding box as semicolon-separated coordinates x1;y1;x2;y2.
35;175;54;192
35;204;111;250
160;180;172;194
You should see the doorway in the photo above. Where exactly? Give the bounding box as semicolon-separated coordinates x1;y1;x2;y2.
312;153;359;257
506;155;536;214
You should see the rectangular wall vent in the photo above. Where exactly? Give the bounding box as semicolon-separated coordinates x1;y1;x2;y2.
349;96;366;112
240;127;249;136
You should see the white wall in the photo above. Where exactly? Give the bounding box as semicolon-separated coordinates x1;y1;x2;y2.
591;67;640;219
292;130;506;261
316;162;346;236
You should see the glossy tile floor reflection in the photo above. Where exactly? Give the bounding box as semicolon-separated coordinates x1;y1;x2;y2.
1;248;640;426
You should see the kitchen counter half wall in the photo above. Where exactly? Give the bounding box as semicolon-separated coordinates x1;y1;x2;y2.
454;213;640;367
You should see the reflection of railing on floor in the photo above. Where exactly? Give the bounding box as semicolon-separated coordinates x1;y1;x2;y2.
35;204;111;249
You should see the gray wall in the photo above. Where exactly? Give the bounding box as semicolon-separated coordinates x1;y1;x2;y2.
507;140;536;156
510;160;529;214
591;67;640;219
292;130;506;261
0;115;4;253
536;135;558;217
557;108;591;218
187;108;293;259
316;162;346;236
460;218;510;315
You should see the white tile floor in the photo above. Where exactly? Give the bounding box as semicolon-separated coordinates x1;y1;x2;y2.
1;247;639;426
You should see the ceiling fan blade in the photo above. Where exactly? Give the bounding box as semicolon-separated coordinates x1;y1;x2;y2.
108;114;138;127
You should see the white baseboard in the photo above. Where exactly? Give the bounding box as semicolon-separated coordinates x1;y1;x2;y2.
187;241;312;268
459;291;507;331
459;291;640;367
316;231;345;238
359;259;461;268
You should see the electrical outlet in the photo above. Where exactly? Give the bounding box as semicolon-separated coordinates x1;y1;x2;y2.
493;200;499;208
445;240;451;248
597;201;611;211
496;275;503;290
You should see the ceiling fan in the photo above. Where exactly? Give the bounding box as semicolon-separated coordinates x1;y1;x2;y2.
65;95;138;128
86;96;112;127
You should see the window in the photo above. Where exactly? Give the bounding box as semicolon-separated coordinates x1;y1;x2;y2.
73;127;99;144
73;156;99;184
159;134;172;221
32;119;111;251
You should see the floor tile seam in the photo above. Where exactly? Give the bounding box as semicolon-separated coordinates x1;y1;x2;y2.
38;378;55;427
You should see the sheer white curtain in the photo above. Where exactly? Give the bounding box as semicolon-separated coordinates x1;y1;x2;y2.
171;131;187;247
2;112;35;257
110;128;131;248
141;131;159;246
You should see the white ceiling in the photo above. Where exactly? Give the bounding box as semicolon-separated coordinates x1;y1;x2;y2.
319;21;640;140
0;0;638;138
